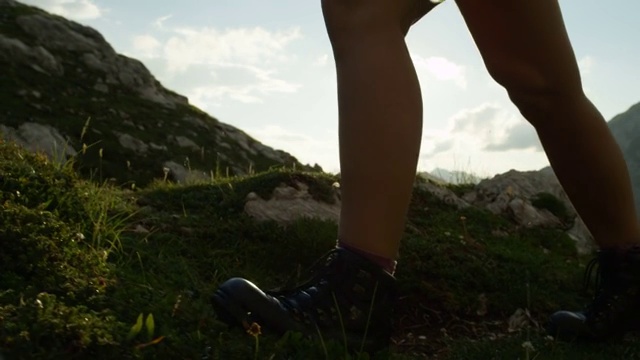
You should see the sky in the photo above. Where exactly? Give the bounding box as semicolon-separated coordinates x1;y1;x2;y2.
18;0;640;177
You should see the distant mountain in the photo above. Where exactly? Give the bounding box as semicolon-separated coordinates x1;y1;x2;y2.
608;102;640;216
0;0;319;186
424;167;483;185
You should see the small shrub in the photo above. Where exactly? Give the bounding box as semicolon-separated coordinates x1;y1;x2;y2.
531;192;571;223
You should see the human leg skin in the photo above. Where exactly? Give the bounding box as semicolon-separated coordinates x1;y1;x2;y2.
323;0;437;263
454;0;640;341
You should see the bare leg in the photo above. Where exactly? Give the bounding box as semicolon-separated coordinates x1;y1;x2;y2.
323;0;437;260
456;0;640;248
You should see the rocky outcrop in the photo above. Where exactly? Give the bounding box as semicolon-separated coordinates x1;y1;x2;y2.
242;168;595;254
460;168;593;254
0;0;314;185
14;13;186;108
244;181;341;224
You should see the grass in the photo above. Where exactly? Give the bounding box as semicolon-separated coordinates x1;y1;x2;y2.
2;137;628;359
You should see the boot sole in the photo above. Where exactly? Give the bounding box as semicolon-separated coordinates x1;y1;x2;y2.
211;287;252;329
212;287;389;356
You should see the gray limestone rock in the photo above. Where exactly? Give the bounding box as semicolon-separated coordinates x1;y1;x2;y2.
0;122;76;161
244;181;341;224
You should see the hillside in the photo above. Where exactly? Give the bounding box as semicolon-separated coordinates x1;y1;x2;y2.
608;102;640;217
0;0;319;187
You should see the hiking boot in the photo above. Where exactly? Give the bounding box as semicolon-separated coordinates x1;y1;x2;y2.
547;246;640;341
211;248;397;354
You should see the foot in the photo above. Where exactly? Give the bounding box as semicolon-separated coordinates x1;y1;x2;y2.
547;246;640;341
211;248;397;354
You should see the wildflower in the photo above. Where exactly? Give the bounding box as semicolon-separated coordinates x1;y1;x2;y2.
246;322;262;337
521;340;535;352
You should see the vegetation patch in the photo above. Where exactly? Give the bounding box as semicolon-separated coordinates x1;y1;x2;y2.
0;138;606;359
531;192;572;224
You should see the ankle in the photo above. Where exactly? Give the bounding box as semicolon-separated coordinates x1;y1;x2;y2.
337;240;397;275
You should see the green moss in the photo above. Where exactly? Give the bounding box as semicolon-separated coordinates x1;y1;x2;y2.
0;140;123;357
531;192;572;223
446;182;476;198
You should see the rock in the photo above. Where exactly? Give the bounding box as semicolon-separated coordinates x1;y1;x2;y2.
507;198;561;228
183;115;211;130
162;161;208;184
17;14;110;53
217;123;255;158
116;133;148;153
175;136;199;151
0;0;18;7
93;82;109;93
0;34;63;76
244;181;341;224
418;168;595;255
465;169;572;212
252;142;287;163
0;122;76;161
132;225;150;234
416;180;470;209
149;142;168;151
567;218;593;256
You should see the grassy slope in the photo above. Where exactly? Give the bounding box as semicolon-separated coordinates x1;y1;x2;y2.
2;139;640;359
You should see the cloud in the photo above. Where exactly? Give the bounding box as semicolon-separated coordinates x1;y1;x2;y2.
578;56;595;75
420;104;549;176
154;15;173;29
313;54;330;67
483;121;541;152
20;0;103;20
412;54;467;88
161;26;302;73
132;35;162;59
129;24;303;104
425;103;542;156
188;64;300;105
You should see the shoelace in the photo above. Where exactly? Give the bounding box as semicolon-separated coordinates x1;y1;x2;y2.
582;253;632;319
273;249;340;293
582;257;601;296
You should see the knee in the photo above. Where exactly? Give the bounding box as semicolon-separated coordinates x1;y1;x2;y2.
487;61;584;127
321;0;435;44
322;1;396;41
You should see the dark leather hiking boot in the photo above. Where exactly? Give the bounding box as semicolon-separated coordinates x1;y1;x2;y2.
547;246;640;341
211;248;397;354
